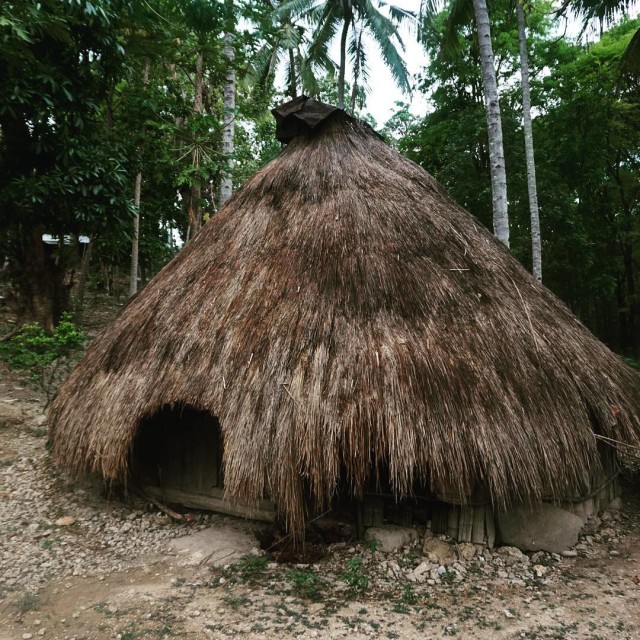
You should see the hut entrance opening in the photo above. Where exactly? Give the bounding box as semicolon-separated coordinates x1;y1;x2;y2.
131;405;223;499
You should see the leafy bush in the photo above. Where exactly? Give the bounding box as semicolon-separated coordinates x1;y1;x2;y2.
0;313;85;405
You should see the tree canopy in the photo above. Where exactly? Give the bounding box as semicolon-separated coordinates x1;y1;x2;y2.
0;0;638;360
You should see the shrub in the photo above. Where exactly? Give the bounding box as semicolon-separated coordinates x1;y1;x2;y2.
0;312;85;405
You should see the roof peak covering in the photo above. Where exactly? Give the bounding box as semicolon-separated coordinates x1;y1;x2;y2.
272;96;343;144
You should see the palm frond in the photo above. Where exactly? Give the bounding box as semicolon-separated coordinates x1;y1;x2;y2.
248;43;283;89
274;0;319;21
361;0;411;93
378;0;418;24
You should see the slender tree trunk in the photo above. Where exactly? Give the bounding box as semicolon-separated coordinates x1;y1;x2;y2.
288;47;297;98
337;7;351;109
75;238;93;321
219;32;235;207
187;51;204;239
472;0;509;247
350;26;363;114
129;60;150;296
129;171;143;296
516;0;542;281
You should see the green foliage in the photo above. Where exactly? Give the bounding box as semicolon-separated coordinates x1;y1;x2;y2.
0;313;86;403
401;583;418;604
365;537;380;553
341;555;368;595
287;568;325;601
235;554;269;580
222;594;251;610
624;357;640;370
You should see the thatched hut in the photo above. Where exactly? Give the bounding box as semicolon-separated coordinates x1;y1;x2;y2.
49;97;640;546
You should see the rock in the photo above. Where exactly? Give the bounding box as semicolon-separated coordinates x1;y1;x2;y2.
560;550;577;557
607;497;623;511
456;542;476;561
496;546;529;566
497;503;583;553
411;561;431;578
55;516;76;527
533;565;547;577
422;537;456;566
363;525;418;553
385;560;402;578
168;526;258;566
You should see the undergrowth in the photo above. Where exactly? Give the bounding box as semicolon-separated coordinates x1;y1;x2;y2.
0;312;85;405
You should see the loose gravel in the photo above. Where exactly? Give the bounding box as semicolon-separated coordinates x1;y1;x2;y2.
1;375;639;640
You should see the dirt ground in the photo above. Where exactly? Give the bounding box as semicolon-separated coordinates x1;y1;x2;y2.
1;352;640;639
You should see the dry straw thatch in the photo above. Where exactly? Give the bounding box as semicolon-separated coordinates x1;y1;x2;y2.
49;97;640;535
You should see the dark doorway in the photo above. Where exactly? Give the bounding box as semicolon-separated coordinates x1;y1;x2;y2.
131;405;223;495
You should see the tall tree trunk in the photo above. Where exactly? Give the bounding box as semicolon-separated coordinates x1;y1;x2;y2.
288;47;297;98
219;32;235;207
129;60;150;296
18;225;66;333
129;170;143;296
472;0;510;247
75;238;93;321
516;0;542;281
187;51;204;239
337;4;352;109
350;26;363;114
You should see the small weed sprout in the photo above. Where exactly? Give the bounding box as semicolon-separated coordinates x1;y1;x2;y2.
223;594;250;610
401;583;418;604
287;569;324;601
236;554;268;581
14;591;40;614
341;556;368;595
440;570;457;585
366;537;379;553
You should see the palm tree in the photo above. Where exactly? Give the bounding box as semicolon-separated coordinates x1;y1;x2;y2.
469;0;509;247
277;0;412;110
420;0;511;247
220;0;235;207
250;0;335;98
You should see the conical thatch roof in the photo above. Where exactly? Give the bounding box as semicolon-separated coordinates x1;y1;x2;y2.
49;97;640;534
